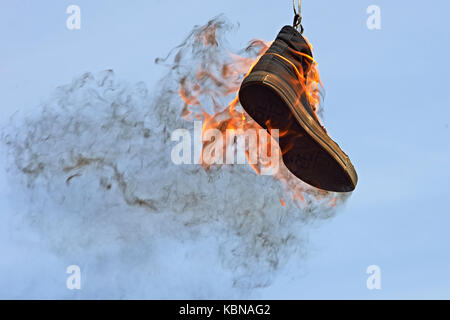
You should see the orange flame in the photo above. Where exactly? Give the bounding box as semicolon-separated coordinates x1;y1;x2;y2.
176;30;327;207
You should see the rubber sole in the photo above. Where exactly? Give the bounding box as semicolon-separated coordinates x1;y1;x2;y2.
239;71;357;192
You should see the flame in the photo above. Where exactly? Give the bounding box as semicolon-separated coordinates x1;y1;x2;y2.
175;24;330;207
329;197;338;208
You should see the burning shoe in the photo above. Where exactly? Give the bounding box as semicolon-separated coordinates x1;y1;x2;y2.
239;26;357;192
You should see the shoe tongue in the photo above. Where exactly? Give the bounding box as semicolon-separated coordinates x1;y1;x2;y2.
276;26;322;126
277;26;313;58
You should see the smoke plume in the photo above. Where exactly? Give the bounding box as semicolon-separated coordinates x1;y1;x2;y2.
1;16;349;298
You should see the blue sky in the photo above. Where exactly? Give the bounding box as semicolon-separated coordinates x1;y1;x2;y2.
1;0;449;299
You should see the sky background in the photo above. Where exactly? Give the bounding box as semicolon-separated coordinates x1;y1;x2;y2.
0;0;449;299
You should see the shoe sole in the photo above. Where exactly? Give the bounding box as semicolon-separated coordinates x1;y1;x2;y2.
239;71;357;192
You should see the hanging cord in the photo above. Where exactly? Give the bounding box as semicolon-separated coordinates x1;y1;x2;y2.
293;0;304;34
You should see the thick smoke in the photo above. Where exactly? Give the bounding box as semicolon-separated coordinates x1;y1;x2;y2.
1;16;349;298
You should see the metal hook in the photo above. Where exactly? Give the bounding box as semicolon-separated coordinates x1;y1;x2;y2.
293;14;304;34
292;0;303;34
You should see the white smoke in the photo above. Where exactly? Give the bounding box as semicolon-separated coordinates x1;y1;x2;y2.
1;16;349;299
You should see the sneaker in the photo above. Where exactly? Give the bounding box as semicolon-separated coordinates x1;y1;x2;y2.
239;26;357;192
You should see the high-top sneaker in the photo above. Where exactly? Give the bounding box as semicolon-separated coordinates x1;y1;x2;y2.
239;26;357;192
